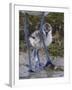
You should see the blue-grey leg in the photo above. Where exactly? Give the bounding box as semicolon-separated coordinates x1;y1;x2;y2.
36;49;44;69
33;48;41;71
39;12;54;68
24;13;33;72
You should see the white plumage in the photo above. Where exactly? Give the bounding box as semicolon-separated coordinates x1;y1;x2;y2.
29;23;52;49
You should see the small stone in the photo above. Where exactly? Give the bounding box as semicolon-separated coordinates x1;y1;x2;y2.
54;66;58;70
19;65;30;78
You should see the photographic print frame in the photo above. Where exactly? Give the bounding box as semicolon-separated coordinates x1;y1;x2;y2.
9;3;70;87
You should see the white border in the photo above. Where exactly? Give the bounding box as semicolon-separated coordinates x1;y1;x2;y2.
10;3;70;87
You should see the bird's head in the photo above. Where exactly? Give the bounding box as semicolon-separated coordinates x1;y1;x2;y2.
42;23;52;36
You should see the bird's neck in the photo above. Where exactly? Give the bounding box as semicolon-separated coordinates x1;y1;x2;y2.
48;30;52;36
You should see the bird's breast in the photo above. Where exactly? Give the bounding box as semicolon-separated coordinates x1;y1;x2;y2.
29;30;52;48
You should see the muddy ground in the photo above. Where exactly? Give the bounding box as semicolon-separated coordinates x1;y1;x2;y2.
19;51;64;79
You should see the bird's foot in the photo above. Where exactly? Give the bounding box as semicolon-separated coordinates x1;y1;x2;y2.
28;69;35;72
44;61;55;69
